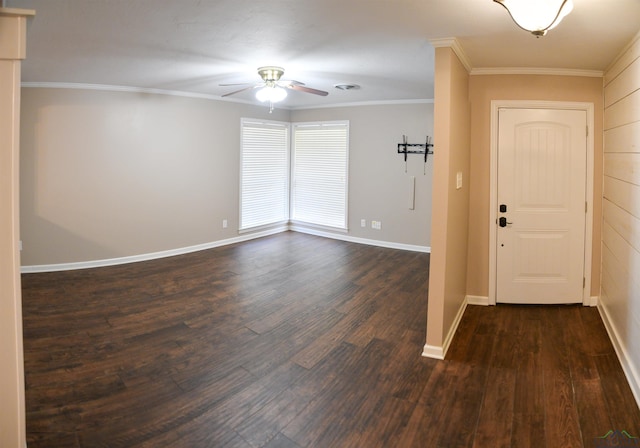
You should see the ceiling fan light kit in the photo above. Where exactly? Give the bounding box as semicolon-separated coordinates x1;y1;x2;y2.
494;0;573;37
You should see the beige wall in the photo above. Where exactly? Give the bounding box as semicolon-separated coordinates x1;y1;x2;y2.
292;104;433;247
601;32;640;402
466;74;604;298
20;88;433;267
0;8;31;448
425;47;470;353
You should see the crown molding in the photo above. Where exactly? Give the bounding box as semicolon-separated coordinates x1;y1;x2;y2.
20;81;251;102
428;37;606;79
470;67;603;77
21;82;433;110
429;37;472;73
0;7;36;17
292;98;434;110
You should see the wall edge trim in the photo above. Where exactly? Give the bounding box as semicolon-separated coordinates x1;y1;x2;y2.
597;301;640;410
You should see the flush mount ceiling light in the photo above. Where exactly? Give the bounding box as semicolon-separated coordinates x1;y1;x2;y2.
494;0;573;37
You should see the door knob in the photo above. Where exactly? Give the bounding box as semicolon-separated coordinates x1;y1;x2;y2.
499;217;512;227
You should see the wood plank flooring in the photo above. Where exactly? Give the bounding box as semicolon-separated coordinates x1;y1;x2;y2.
21;232;640;447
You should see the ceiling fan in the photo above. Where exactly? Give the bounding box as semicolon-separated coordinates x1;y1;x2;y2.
220;66;328;112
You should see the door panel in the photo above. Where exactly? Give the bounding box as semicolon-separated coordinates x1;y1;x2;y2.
497;108;587;304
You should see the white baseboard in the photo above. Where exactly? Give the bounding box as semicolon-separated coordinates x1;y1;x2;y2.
421;344;445;360
422;296;468;360
597;302;640;410
20;226;289;273
289;223;430;253
470;296;597;307
21;225;430;273
466;295;490;306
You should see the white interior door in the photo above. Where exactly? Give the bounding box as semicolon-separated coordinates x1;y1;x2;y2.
496;108;587;304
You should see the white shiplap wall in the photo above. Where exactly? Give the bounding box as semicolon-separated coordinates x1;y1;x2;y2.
601;31;640;406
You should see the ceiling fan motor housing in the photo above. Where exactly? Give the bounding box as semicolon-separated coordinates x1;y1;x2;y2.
258;66;285;82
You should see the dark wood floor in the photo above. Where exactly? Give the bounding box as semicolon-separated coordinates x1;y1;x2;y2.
21;232;640;447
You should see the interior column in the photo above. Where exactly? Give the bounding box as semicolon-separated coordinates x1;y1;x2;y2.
0;7;35;448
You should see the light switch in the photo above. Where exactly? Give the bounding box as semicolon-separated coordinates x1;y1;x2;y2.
456;171;462;189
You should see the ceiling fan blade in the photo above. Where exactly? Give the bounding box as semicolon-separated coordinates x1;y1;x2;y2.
221;85;256;97
287;84;329;96
281;79;305;86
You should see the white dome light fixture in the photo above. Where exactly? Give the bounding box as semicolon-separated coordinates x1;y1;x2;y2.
494;0;573;37
256;85;288;103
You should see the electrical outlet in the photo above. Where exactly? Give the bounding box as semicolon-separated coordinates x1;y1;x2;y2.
361;219;366;227
222;219;228;228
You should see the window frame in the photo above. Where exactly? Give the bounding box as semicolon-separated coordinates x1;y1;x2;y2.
290;120;350;231
239;118;291;232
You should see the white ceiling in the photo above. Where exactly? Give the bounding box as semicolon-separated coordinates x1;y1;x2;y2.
6;0;640;109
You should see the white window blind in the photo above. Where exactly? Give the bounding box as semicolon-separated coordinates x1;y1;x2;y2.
292;121;349;229
240;119;289;230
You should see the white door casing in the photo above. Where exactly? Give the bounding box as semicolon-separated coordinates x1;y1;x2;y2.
489;101;594;306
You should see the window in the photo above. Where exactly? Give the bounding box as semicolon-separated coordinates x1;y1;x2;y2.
291;121;349;230
240;119;289;231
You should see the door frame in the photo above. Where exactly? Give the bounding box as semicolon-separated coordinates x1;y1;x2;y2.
488;100;595;306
